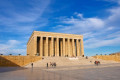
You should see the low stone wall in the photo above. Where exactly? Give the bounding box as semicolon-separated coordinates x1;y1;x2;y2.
93;55;120;62
0;56;41;67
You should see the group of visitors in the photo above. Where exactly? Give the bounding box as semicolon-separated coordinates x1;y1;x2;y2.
47;62;56;68
31;63;33;68
31;62;57;68
65;55;69;57
94;61;100;66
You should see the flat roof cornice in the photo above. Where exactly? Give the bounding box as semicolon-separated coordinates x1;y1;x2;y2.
27;31;83;45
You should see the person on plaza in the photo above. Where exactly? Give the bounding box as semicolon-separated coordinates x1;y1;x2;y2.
31;63;33;68
51;62;54;67
47;63;48;68
50;62;52;67
54;62;56;67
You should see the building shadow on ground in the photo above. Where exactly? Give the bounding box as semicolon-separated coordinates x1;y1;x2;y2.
0;56;28;73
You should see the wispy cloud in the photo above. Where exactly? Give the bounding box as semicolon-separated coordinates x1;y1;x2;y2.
84;37;120;48
104;0;120;4
0;40;26;55
0;0;120;55
0;0;50;33
53;0;120;49
0;0;51;55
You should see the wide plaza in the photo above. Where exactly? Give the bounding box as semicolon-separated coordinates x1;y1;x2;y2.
0;63;120;80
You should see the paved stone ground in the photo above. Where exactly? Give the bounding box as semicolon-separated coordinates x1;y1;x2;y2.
26;57;118;67
0;63;120;80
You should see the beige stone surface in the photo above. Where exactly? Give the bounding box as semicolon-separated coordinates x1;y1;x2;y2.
0;56;41;67
27;31;84;57
1;64;120;80
93;55;120;62
25;56;118;67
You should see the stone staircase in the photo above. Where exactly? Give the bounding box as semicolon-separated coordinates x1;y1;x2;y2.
25;56;118;67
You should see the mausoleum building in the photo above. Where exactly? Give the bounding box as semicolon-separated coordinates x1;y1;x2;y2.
27;31;84;57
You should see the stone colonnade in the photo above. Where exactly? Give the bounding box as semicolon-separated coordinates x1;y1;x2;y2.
36;36;84;57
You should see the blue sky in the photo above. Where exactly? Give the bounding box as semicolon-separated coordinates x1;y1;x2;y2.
0;0;120;56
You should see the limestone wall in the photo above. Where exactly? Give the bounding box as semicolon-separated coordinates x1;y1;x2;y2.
93;55;120;62
27;36;36;56
27;31;84;57
0;56;41;67
110;53;120;56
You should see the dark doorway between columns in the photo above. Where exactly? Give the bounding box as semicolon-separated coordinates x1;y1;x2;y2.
43;37;46;56
65;39;67;56
75;39;77;56
79;39;81;56
48;37;51;56
59;38;63;56
54;38;56;56
37;37;40;56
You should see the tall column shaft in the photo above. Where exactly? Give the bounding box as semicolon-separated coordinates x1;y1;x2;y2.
80;38;84;56
72;39;75;56
45;37;48;56
40;37;43;56
78;40;81;56
77;39;80;56
56;38;59;56
70;40;72;56
34;36;37;56
50;37;54;56
63;38;65;56
55;38;57;56
65;39;68;56
68;38;70;57
60;39;63;56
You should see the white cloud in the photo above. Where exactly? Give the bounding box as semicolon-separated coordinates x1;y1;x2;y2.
74;12;83;19
62;16;104;29
0;0;50;55
54;13;106;35
0;0;50;33
53;2;120;49
104;0;120;4
0;0;50;23
104;0;120;28
0;40;26;55
83;32;96;39
55;14;105;35
0;40;19;50
0;49;26;55
107;26;114;30
84;36;120;48
106;31;120;39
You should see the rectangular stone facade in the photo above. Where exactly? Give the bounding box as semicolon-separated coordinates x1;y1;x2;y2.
0;56;41;67
27;31;84;57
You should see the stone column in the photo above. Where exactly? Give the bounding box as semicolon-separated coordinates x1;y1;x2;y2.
78;39;81;56
80;38;84;56
68;38;70;57
65;39;68;56
45;37;48;56
76;39;80;56
55;38;57;56
33;36;37;56
40;37;43;56
50;37;54;56
56;38;59;56
60;39;63;56
72;39;75;56
69;39;72;56
63;38;65;57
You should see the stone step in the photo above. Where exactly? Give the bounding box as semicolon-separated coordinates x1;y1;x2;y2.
25;57;118;67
